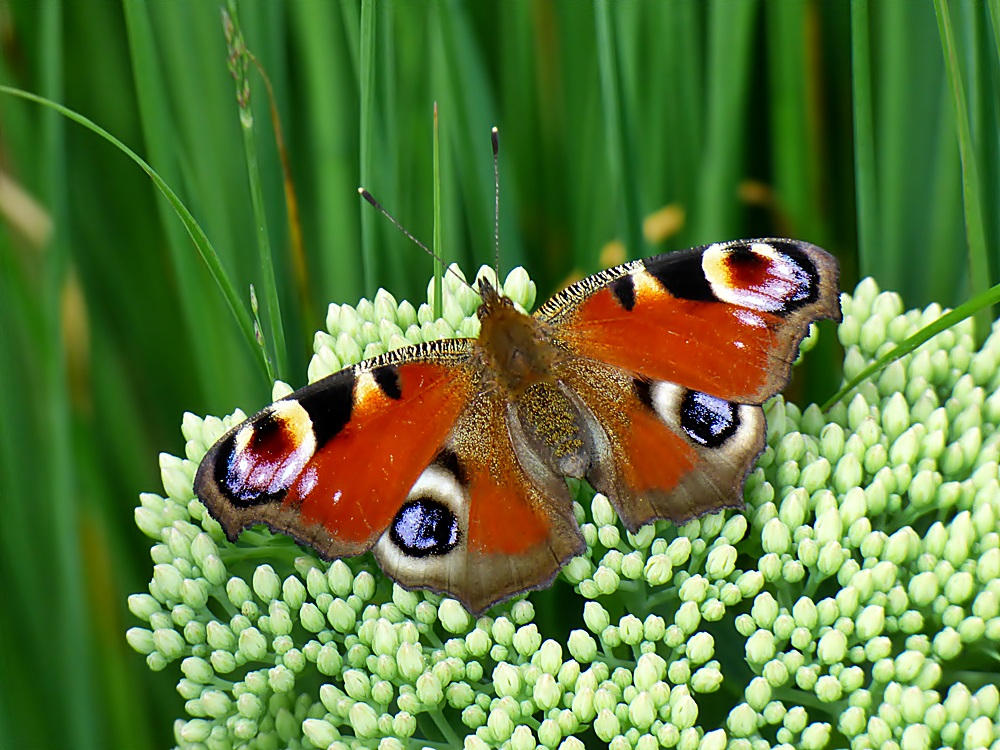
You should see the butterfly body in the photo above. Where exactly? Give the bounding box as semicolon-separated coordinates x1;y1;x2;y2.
195;239;840;614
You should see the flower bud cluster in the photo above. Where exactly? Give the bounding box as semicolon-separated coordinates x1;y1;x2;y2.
130;274;1000;749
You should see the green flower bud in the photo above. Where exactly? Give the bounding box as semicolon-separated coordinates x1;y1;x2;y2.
675;601;701;635
416;671;443;705
251;565;280;604
705;544;737;580
267;663;295;692
672;693;699;729
513;624;542;657
619;615;644;645
434;598;469;633
800;457;831;493
816;628;847;665
487;706;515;744
536;639;563;675
591;493;617;528
566;629;597;663
643;555;673;586
181;656;214;683
944;571;974;604
685;632;714;665
745;630;775;665
209;649;235;673
690;666;723;693
492;663;520;698
347;701;378;739
799;722;831;750
234;626;265;662
533;673;561;710
814;674;842;702
593;708;620;742
727;702;758;737
395;642;425;682
593;565;621;595
762;659;789;688
667;536;692;566
855;604;885;641
327;598;355;634
179;719;212;743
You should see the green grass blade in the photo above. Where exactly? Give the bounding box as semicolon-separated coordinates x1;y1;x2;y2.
692;0;758;242
850;0;879;275
433;102;443;318
593;0;646;260
935;0;992;344
359;0;378;296
36;3;100;747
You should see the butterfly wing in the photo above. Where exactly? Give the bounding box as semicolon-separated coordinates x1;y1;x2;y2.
195;339;478;559
537;239;840;530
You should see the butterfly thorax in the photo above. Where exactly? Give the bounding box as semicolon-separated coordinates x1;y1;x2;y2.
475;278;562;394
475;278;591;478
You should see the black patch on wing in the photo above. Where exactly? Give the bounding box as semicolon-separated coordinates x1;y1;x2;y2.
434;448;468;487
633;378;654;411
373;364;403;400
680;390;740;448
643;249;716;302
610;275;636;311
390;498;460;557
296;371;354;447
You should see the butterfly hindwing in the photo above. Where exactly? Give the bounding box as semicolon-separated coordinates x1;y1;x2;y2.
554;356;767;531
372;386;585;614
194;340;477;559
537;238;841;403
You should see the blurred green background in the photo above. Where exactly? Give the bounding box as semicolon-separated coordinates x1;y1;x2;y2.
1;1;997;748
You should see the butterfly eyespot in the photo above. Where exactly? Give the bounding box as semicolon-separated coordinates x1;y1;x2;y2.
679;390;740;448
389;498;460;557
215;402;317;505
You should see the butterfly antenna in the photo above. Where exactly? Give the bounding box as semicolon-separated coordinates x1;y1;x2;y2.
491;126;501;288
358;188;472;290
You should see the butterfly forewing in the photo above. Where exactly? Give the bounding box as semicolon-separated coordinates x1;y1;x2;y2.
195;340;478;559
537;239;841;404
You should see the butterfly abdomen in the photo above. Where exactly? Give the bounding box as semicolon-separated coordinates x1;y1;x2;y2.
513;381;589;478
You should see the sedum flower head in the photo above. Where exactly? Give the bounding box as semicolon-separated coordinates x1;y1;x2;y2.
130;271;1000;749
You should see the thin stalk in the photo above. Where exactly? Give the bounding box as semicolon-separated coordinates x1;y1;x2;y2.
223;2;285;382
433;102;443;319
360;0;378;296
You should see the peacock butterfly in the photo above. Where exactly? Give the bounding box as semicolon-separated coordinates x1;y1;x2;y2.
195;239;840;614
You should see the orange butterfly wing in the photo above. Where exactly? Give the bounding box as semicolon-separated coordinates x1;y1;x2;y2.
539;239;841;403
